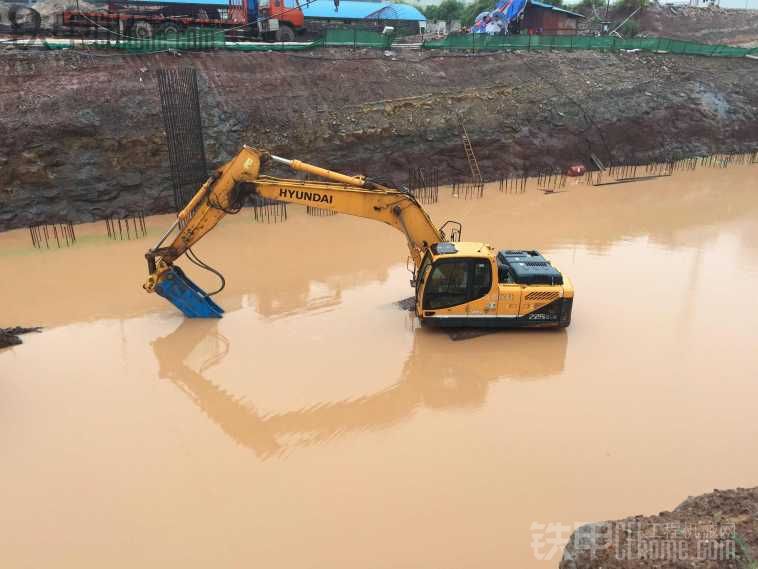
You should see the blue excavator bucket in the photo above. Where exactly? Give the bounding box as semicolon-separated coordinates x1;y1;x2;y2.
154;266;225;318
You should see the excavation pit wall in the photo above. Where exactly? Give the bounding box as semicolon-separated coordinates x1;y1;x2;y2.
1;48;758;230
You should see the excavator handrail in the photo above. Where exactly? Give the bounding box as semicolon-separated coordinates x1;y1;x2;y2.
438;220;463;242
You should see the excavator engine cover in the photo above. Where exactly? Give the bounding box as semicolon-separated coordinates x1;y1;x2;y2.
154;266;225;318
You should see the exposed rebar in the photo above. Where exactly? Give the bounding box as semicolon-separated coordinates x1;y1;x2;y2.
251;195;288;224
407;167;439;204
157;68;209;216
28;223;76;249
104;211;148;240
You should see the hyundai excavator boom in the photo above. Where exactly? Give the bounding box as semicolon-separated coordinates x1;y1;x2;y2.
144;146;574;328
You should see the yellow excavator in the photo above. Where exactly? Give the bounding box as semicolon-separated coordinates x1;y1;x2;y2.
144;146;573;328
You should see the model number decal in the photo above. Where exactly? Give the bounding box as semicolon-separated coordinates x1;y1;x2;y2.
528;313;558;321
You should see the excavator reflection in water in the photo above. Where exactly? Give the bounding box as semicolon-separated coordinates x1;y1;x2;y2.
152;319;567;459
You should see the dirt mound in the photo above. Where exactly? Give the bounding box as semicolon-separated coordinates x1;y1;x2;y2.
561;487;758;569
639;4;758;47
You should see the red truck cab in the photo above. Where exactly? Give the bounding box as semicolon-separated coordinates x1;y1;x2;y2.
57;0;304;41
268;0;304;30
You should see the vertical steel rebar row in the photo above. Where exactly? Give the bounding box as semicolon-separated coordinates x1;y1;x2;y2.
407;167;439;204
536;169;567;192
251;195;288;223
104;211;148;240
157;68;209;216
28;223;77;249
306;205;337;217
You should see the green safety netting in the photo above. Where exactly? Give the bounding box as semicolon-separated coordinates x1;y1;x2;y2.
421;34;758;58
40;29;757;58
323;28;393;48
42;27;390;52
42;28;227;52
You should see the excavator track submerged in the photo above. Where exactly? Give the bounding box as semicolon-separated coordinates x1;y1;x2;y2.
144;146;573;328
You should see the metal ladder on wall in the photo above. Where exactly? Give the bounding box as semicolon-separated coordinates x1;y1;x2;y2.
457;114;483;186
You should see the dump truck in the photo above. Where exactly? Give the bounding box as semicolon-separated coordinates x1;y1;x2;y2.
54;0;304;41
144;146;574;328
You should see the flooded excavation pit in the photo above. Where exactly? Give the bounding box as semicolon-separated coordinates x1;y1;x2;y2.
1;165;757;568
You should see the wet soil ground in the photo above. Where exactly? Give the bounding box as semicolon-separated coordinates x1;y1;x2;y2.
1;165;757;568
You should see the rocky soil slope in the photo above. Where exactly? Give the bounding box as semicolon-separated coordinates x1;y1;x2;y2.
1;48;757;230
639;5;758;48
561;487;758;569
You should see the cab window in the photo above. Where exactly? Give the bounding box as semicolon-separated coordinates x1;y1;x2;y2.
423;259;491;310
498;263;516;284
472;260;491;298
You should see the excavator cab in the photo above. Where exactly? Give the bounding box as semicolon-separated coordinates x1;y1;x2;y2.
415;243;573;328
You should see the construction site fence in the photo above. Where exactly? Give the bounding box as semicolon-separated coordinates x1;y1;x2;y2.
41;28;393;52
39;29;758;58
421;34;758;58
320;28;394;48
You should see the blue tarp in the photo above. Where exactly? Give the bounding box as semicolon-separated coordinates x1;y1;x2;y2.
472;0;527;33
472;0;582;33
302;0;425;21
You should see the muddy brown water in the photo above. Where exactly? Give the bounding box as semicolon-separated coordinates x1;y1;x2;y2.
1;166;758;568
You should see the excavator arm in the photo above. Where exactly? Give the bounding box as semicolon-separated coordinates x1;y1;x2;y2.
144;146;445;318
